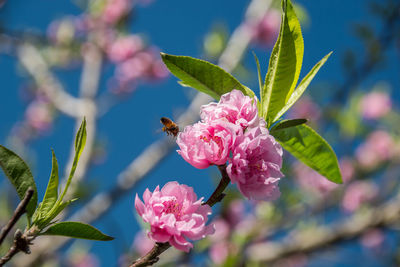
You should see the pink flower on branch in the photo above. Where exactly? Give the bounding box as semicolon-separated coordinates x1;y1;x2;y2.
135;182;214;252
177;121;239;169
200;89;259;130
227;125;283;201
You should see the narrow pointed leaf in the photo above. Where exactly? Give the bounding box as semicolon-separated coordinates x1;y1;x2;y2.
0;145;38;221
270;118;307;133
273;52;332;121
39;150;59;217
262;0;303;124
252;52;263;94
59;118;86;202
161;53;255;99
273;124;342;184
41;222;114;241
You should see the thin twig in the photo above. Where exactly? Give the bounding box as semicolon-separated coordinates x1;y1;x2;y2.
204;165;231;207
0;188;34;246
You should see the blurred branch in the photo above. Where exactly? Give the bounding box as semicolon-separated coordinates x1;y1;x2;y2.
246;192;400;263
13;0;273;265
17;44;87;118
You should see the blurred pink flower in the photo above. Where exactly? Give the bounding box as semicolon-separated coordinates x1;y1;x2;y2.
177;121;239;169
339;158;355;183
341;181;378;213
102;0;132;25
209;241;230;264
209;218;230;242
288;96;321;122
226;199;245;226
360;228;384;249
294;163;339;196
70;253;99;267
356;130;395;169
200;89;259;130
135;182;214;252
107;35;143;63
360;91;391;119
294;160;352;196
133;231;155;256
227;125;283;201
25;99;53;132
250;9;281;48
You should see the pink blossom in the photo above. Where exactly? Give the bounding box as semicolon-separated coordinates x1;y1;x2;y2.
226;199;245;226
251;9;281;48
135;182;214;252
289;96;321;122
200;89;259;130
101;0;132;25
25;100;53;132
133;231;155;256
227;125;283;201
209;241;230;264
294;163;339;196
360;228;384;249
107;35;143;63
342;181;378;213
209;218;230;242
356;130;395;169
360;91;392;119
177;121;239;169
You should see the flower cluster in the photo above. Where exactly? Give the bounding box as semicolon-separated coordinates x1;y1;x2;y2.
177;89;284;201
135;182;214;252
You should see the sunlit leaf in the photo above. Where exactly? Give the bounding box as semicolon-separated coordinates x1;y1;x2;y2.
0;145;38;222
270;118;307;133
41;221;114;241
273;124;342;184
273;52;332;121
262;0;303;125
161;53;255;99
38;150;59;217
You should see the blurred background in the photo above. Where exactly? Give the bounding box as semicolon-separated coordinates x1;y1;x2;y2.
0;0;399;266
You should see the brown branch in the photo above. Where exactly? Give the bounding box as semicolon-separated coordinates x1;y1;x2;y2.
0;188;34;246
129;243;171;267
204;164;231;207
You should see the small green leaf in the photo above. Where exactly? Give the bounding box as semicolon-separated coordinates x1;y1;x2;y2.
161;53;255;99
38;150;59;217
270;119;307;133
58;118;86;202
252;52;263;94
273;52;332;122
262;0;304;125
41;222;114;241
273;124;342;184
0;145;38;222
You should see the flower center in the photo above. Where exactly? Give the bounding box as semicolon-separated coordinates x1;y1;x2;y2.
163;199;183;218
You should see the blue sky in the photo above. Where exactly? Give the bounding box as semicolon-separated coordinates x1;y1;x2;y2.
0;0;399;266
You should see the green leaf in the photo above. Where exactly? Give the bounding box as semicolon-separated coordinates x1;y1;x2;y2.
0;145;38;222
270;118;307;133
41;222;114;241
272;52;332;122
273;124;342;184
262;0;303;125
58;118;87;202
252;52;263;94
38;150;59;217
161;53;255;99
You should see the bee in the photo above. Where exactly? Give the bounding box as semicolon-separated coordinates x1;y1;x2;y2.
160;117;179;137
